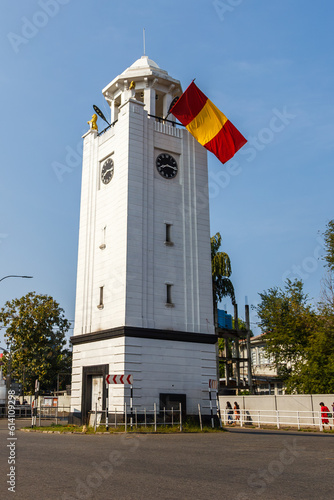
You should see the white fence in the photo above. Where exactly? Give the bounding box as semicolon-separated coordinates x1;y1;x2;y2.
222;408;333;431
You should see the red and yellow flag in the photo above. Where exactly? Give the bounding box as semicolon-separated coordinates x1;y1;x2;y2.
170;82;247;164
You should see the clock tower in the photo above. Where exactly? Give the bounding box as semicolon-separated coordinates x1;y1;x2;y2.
71;56;217;422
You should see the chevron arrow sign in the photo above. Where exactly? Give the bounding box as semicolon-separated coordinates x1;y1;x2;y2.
106;374;133;385
209;379;218;389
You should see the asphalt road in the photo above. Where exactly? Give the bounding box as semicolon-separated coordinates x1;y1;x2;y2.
0;419;333;500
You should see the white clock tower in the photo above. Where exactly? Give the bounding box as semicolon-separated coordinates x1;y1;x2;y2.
71;56;217;423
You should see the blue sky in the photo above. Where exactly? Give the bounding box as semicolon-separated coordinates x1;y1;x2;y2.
0;0;333;344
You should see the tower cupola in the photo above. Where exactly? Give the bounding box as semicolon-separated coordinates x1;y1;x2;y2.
102;56;182;122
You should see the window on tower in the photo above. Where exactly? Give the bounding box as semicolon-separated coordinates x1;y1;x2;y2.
165;284;174;307
164;223;174;246
97;286;104;309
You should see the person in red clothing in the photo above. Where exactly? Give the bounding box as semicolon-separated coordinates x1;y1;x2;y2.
319;402;331;429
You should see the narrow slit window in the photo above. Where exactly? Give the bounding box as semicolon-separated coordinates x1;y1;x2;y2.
166;284;173;305
166;224;171;242
165;223;174;245
98;286;104;309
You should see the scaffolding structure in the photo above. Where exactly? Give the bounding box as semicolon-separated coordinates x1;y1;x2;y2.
216;304;254;395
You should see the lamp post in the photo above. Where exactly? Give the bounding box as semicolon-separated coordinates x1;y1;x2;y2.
0;275;33;283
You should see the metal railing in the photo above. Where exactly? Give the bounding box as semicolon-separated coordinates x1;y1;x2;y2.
88;403;183;432
31;405;71;427
222;408;333;431
0;405;32;418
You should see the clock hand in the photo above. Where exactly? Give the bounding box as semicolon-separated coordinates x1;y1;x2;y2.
162;164;177;170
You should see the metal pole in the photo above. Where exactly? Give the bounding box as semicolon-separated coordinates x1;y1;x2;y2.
0;275;33;283
22;365;25;403
31;402;33;427
224;338;230;388
198;404;203;431
125;402;127;433
130;385;133;430
216;390;222;428
38;399;41;427
105;379;109;431
94;402;97;432
209;387;214;429
245;305;253;394
179;402;182;432
154;403;157;432
234;304;240;394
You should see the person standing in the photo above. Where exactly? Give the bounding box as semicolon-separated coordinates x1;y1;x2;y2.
226;401;233;424
319;402;331;430
234;402;240;424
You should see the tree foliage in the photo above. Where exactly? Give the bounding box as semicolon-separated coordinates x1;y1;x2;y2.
323;219;334;271
211;232;235;306
255;279;334;393
0;292;71;394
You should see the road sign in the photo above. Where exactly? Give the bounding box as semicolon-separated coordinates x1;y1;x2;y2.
10;382;22;395
209;379;218;390
106;374;133;385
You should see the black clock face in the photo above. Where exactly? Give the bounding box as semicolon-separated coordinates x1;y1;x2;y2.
156;153;178;179
101;158;114;184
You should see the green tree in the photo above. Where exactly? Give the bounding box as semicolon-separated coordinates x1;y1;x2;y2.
0;292;71;394
255;280;317;393
323;219;334;271
211;232;235;308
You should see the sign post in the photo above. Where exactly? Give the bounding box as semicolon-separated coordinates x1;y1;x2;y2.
105;378;109;431
32;379;39;428
130;384;133;430
105;374;133;429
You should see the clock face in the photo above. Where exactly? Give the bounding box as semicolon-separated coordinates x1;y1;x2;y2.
156;153;178;179
101;157;114;184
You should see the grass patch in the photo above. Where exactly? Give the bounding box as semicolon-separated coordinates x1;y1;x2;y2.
21;419;226;434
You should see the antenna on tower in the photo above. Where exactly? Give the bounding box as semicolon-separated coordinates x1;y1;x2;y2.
143;28;146;55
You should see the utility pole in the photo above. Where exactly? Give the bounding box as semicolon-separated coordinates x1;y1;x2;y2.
234;304;240;394
245;305;253;394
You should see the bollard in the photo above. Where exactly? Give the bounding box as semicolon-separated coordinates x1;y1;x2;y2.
179;402;182;432
154;403;157;432
198;404;203;431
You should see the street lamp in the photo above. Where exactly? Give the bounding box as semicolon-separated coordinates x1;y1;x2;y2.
0;275;33;283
